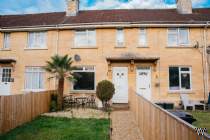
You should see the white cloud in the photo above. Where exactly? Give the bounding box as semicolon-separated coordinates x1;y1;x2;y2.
192;0;207;7
81;0;176;10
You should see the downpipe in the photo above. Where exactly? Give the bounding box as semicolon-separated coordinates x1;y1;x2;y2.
203;22;209;102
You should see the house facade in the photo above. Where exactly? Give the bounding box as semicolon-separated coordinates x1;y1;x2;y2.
0;0;210;106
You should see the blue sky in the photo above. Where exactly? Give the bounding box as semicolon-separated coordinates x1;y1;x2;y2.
0;0;209;15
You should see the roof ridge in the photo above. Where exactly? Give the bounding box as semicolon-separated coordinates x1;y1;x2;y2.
0;11;65;17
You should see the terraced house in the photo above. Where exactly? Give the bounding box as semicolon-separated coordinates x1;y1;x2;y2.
0;0;210;107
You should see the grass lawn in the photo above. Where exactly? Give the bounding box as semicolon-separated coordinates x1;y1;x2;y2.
0;116;110;140
190;111;210;134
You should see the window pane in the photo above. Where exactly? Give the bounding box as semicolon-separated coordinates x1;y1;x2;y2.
169;67;180;90
181;67;190;71
73;72;95;90
28;32;46;48
39;72;44;89
139;29;147;45
75;31;87;47
116;29;124;46
179;28;189;45
3;33;10;49
168;28;178;46
28;33;34;48
25;67;44;90
40;32;46;48
88;30;96;46
181;73;191;90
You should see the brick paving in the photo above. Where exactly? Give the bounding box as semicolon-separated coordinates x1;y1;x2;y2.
111;110;144;140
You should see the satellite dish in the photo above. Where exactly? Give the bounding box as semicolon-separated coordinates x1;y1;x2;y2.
74;54;81;62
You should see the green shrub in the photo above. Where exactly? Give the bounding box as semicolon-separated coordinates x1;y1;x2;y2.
50;94;57;112
96;80;115;109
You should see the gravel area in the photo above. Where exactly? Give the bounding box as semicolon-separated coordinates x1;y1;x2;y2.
111;111;143;140
42;108;109;119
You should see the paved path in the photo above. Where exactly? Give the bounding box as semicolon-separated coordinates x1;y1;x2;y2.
111;110;144;140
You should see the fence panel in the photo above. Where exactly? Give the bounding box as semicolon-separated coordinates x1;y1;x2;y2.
129;89;210;140
0;91;52;134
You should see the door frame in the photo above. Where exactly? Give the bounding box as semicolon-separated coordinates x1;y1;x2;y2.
136;66;152;100
112;67;128;103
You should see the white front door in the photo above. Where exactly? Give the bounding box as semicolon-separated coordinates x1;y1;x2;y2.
136;67;151;100
0;67;12;95
112;67;128;103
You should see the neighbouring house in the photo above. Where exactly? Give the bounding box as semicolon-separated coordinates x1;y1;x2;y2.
0;0;210;107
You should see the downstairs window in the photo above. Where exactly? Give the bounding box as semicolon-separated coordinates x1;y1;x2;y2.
73;66;95;91
25;67;45;90
169;66;192;91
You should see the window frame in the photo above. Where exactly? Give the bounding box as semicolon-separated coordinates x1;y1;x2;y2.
167;28;190;47
72;66;96;92
24;67;45;91
116;29;125;47
168;66;192;92
3;33;10;50
74;29;96;48
27;32;47;49
138;28;147;47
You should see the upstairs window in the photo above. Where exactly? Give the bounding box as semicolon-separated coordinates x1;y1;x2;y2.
169;66;192;91
116;29;124;47
3;33;10;49
25;67;45;90
74;30;96;47
73;66;95;91
168;28;189;46
139;28;147;46
28;32;47;49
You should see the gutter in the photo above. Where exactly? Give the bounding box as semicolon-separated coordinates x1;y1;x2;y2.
0;22;210;32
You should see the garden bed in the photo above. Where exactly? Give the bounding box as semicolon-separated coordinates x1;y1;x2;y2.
43;108;109;119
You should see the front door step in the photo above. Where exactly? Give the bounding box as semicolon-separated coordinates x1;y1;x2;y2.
112;103;129;111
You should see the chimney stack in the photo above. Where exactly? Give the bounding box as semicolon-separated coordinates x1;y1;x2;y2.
176;0;192;14
66;0;79;16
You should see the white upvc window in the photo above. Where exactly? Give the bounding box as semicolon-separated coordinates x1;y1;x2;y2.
116;29;124;47
139;28;147;46
28;32;47;49
169;66;192;91
168;28;189;46
72;66;95;91
25;67;45;91
74;30;96;47
3;33;10;49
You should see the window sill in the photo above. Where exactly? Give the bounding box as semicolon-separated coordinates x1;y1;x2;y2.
71;47;98;49
137;45;149;48
1;49;11;51
24;48;48;50
168;90;194;94
115;46;126;48
166;45;192;48
23;89;46;92
70;90;96;94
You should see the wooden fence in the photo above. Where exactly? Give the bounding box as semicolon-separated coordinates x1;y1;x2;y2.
129;89;210;140
0;91;52;134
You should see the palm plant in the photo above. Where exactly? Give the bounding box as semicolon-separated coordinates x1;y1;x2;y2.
44;55;75;110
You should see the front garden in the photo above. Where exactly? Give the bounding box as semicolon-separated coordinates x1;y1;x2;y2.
0;116;110;140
